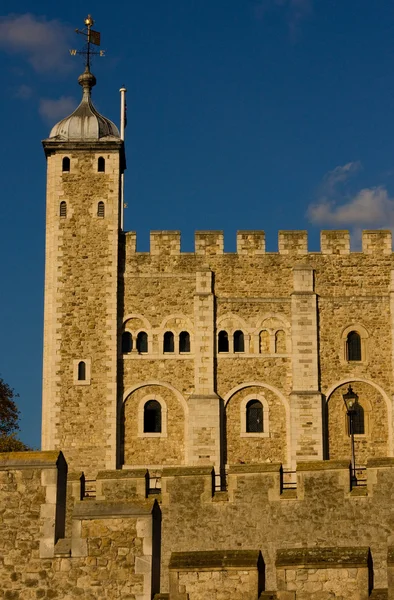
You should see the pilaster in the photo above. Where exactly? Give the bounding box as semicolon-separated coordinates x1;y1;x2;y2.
290;264;322;465
188;269;221;468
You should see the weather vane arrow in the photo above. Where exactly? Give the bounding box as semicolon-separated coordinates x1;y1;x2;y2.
69;15;105;69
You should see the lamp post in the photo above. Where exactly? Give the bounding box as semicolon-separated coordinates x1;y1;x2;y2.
342;385;359;487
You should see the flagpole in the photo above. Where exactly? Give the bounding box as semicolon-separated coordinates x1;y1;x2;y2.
119;86;127;230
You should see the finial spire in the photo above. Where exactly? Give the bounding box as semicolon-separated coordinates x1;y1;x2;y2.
70;15;105;94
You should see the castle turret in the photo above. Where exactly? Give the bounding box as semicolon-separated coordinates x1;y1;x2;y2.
41;63;124;473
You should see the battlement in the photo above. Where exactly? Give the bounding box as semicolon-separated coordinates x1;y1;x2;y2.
124;229;393;256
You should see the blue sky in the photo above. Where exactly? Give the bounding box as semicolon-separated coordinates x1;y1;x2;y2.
1;1;394;449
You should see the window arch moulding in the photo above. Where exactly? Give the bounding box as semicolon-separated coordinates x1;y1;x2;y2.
240;394;270;438
137;394;168;438
340;324;369;365
73;358;91;385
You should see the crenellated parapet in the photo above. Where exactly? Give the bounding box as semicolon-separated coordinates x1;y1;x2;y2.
124;229;393;256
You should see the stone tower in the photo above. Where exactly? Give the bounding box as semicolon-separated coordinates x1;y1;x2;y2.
41;66;124;472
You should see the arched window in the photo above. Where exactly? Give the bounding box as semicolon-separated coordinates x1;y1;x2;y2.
137;331;148;353
179;331;190;353
218;330;229;353
60;201;67;218
246;400;263;433
122;331;132;354
351;404;365;435
98;156;105;172
62;157;70;172
259;330;270;354
97;201;105;218
347;331;361;361
78;361;86;381
144;400;161;433
163;331;174;353
275;330;286;353
233;330;244;353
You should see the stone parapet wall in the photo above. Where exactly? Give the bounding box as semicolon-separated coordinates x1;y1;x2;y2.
124;229;392;255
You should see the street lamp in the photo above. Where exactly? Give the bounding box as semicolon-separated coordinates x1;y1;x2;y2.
342;385;359;487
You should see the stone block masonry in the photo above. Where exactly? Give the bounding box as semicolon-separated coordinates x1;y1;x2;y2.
4;453;394;597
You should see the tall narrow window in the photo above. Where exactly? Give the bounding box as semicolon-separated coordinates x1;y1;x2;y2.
98;156;105;172
144;400;162;433
179;331;190;353
78;361;86;381
259;330;270;354
351;404;365;435
233;330;245;353
347;331;361;361
246;400;264;433
62;157;70;172
137;331;148;353
60;201;67;218
163;331;174;353
218;330;229;353
97;201;105;218
122;331;132;354
275;330;286;354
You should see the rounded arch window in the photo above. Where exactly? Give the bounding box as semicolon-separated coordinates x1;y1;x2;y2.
218;330;229;353
98;156;105;172
233;330;244;353
275;330;286;354
122;331;132;354
137;331;148;353
246;399;264;433
97;201;105;218
179;331;190;353
144;400;162;433
62;157;70;172
163;331;174;353
77;361;86;381
347;331;361;361
59;201;67;218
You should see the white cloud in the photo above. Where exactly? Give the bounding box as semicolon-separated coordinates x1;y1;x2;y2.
307;162;394;229
320;161;361;193
39;96;75;123
0;14;72;73
308;187;394;228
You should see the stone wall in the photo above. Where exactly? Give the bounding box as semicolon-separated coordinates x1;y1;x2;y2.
4;452;394;598
120;229;394;471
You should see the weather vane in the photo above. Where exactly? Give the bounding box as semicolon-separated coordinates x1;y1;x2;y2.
69;15;105;70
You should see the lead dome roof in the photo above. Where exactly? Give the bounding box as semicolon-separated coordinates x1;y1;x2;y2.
48;68;120;141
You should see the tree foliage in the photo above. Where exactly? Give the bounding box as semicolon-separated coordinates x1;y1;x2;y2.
0;376;30;452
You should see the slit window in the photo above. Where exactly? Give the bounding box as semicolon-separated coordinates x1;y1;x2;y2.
179;331;190;353
97;201;105;218
77;361;86;381
62;157;70;172
144;400;162;433
137;331;148;353
233;330;245;353
60;201;67;218
122;332;132;354
246;400;264;433
163;331;174;353
98;157;105;172
347;331;361;361
218;330;229;353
